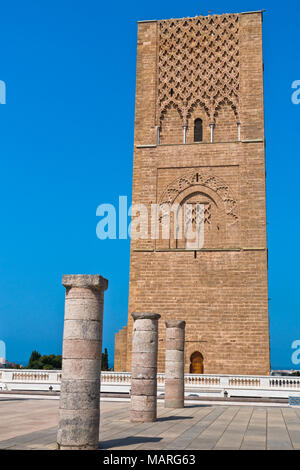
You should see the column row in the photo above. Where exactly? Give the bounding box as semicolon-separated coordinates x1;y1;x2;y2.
57;274;186;450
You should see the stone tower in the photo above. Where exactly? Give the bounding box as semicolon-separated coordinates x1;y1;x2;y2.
115;10;270;375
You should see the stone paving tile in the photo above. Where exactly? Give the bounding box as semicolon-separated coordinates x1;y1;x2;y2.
100;404;181;443
240;407;267;450
281;408;300;450
103;406;197;450
0;398;299;450
266;408;293;450
165;406;225;450
0;399;59;442
294;407;300;420
214;406;253;450
0;427;57;449
186;406;240;450
136;405;211;450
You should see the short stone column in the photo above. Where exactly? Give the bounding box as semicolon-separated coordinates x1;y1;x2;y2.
131;312;161;422
57;274;108;450
165;320;186;408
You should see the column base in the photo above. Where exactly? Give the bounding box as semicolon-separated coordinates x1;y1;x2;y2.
130;410;157;423
57;444;99;450
164;399;184;408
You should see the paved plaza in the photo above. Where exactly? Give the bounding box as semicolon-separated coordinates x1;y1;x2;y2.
1;397;300;450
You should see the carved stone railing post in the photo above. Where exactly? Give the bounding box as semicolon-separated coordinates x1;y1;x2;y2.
131;312;161;422
57;274;108;450
165;320;186;408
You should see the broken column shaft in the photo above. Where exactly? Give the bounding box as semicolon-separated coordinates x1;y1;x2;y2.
165;320;186;408
130;312;161;422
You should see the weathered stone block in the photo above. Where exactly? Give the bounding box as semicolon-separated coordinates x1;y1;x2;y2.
57;409;99;449
130;409;157;423
131;378;157;396
131;365;157;380
62;358;100;380
59;380;100;410
63;339;101;359
63;319;102;341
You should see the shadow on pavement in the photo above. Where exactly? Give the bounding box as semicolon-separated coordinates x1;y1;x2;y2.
100;436;162;449
157;415;193;422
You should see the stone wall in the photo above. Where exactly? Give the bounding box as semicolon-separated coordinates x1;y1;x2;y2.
114;326;127;371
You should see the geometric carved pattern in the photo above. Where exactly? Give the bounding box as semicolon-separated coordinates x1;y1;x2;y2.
185;202;212;233
157;14;240;125
159;170;238;224
194;202;212;225
185;202;211;226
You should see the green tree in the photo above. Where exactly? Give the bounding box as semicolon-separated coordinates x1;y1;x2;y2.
101;348;109;371
43;364;54;370
28;350;42;369
27;351;62;370
41;354;62;369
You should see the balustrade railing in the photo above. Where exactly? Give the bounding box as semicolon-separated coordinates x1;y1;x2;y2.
101;372;131;384
269;378;300;389
228;377;261;387
12;372;50;381
185;375;221;387
1;370;300;398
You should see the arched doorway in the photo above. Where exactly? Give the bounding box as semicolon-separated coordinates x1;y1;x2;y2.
190;352;204;374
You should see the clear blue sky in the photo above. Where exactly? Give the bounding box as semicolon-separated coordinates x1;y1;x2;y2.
0;0;299;370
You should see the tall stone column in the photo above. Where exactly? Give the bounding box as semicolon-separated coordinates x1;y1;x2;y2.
131;312;160;423
57;274;108;450
165;320;186;408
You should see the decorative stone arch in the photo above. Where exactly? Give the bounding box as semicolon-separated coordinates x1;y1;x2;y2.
160;101;183;123
187;98;210;122
213;96;239;123
159;102;183;144
171;185;226;249
157;170;238;249
159;170;238;222
186;100;211;143
213;97;240;142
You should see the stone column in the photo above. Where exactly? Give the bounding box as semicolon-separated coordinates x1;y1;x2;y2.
57;274;108;450
165;320;186;408
131;312;160;423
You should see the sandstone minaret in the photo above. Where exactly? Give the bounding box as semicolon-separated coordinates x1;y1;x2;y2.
115;11;270;375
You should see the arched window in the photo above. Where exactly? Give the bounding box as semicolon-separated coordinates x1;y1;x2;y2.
194;118;203;142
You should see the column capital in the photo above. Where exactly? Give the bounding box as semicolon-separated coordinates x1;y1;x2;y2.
165;320;186;329
132;312;161;321
62;274;108;291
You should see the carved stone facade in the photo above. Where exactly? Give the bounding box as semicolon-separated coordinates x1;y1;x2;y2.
156;166;239;251
158;14;240;125
114;11;270;375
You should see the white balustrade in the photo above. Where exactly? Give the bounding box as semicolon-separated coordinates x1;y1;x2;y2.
1;369;300;399
0;369;61;392
100;372;131;393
